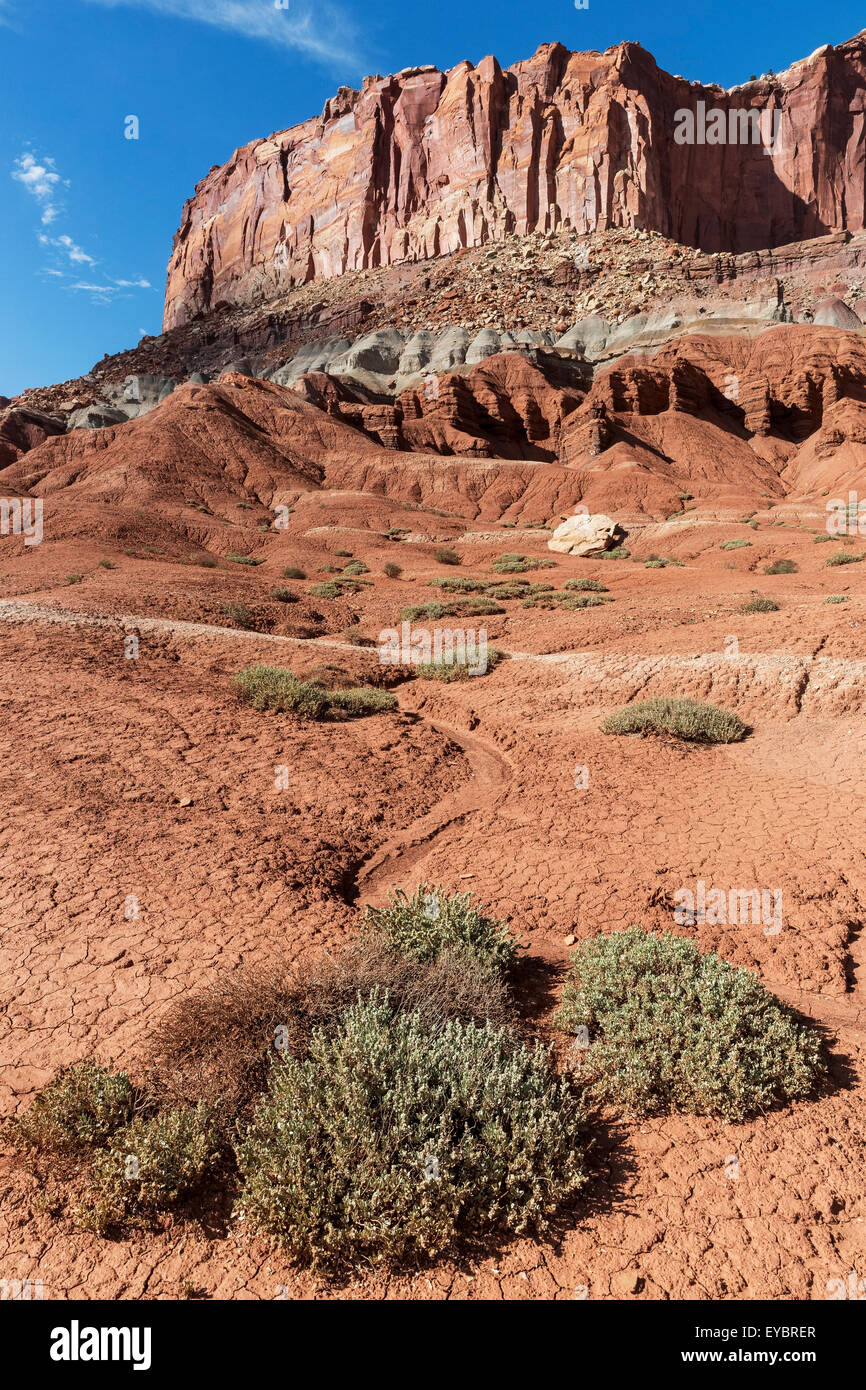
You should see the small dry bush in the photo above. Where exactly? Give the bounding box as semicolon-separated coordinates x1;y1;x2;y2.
601;697;747;743
6;1060;136;1154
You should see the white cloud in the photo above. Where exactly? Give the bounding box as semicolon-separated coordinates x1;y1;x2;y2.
84;0;364;69
39;232;97;266
114;276;152;288
12;151;64;225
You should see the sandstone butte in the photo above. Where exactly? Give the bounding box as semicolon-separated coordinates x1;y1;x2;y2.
164;33;866;330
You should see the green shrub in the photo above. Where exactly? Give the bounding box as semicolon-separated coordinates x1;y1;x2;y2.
309;581;344;599
383;562;402;579
428;576;487;593
415;649;504;681
7;1061;136;1153
270;587;299;603
362;884;519;972
485;581;532;600
334;549;353;558
825;594;849;604
813;534;834;544
66;573;83;584
282;567;306;579
555;927;824;1121
601;696;747;743
399;598;503;621
763;559;797;574
721;539;751;551
563;578;609;592
433;547;461;566
79;1105;221;1233
236;994;586;1267
226;553;264;566
221;603;256;629
596;546;630;559
233;665;395;720
491;553;555;574
343;560;369;575
826;550;865;566
738;597;779;613
521;592;611;610
98;559;116;570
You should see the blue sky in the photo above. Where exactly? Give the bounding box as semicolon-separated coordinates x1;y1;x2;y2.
1;0;863;396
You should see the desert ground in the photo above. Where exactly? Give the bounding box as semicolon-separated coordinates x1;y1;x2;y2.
0;493;863;1299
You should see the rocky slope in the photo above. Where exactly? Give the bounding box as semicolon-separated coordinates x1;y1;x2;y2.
164;33;866;329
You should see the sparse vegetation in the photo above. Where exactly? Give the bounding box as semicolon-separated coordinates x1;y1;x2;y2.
563;578;609;592
813;533;834;543
197;555;218;568
399;598;504;621
235;993;586;1268
763;559;797;574
221;603;256;629
555;927;824;1121
415;648;504;681
644;554;684;568
825;594;849;603
721;539;751;551
233;664;395;719
428;576;488;593
66;573;83;584
343;560;369;575
596;546;630;560
433;547;461;566
826;550;866;566
270;587;299;603
383;562;402;579
7;1060;136;1154
362;885;519;972
98;559;116;570
738;597;779;613
226;553;264;566
79;1105;221;1234
601;697;747;744
491;553;555;574
282;567;306;579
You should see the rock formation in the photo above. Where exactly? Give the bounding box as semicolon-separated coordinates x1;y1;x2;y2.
164;34;866;329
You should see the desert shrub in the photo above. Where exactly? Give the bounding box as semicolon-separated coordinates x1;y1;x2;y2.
343;560;369;575
433;547;461;566
79;1105;221;1233
763;559;797;574
678;492;694;501
415;648;504;681
145;940;513;1123
813;534;834;544
233;665;394;719
235;994;586;1268
826;550;865;566
485;582;532;600
387;527;410;540
428;576;487;593
595;546;630;559
226;553;263;566
383;562;402;579
555;927;824;1121
738;597;779;613
825;594;849;603
563;578;609;592
601;696;747;744
282;567;306;579
399;598;503;621
66;573;83;584
309;581;343;599
491;553;555;574
334;549;353;558
521;592;610;610
326;686;397;716
342;623;366;646
7;1061;136;1154
362;884;519;973
234;666;329;718
221;603;256;629
644;555;684;568
98;558;116;570
197;555;218;569
721;539;751;551
270;587;299;603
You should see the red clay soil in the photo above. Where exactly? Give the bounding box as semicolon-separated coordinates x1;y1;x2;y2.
0;489;864;1300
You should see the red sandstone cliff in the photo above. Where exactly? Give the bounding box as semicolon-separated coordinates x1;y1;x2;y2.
163;33;865;331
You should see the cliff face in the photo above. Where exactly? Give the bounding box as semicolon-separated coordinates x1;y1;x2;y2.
163;35;866;330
